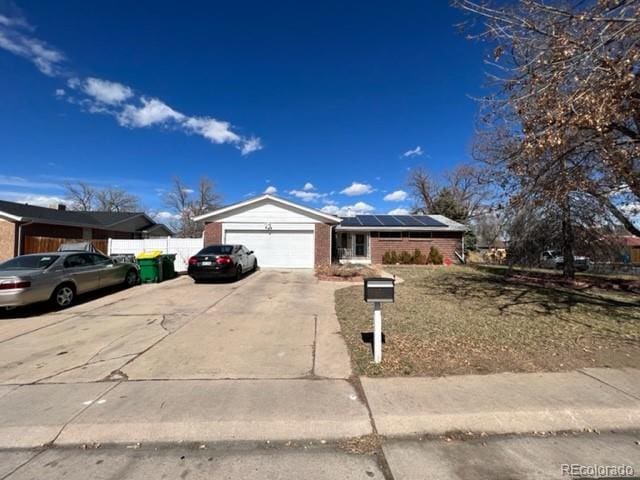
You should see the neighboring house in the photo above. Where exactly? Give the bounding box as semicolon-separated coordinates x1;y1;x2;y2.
0;200;173;262
194;194;465;268
334;213;466;264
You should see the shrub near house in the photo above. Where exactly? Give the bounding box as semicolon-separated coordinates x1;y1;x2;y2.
382;247;443;265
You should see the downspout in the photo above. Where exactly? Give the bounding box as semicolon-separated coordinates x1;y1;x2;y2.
462;231;465;263
17;221;33;256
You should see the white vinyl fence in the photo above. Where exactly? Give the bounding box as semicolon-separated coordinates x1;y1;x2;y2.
108;237;204;272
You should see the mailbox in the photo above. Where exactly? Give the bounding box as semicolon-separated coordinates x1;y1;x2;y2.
364;277;395;303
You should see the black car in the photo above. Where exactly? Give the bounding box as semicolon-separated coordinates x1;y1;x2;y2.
188;244;257;282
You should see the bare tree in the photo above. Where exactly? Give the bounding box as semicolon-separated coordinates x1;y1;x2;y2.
473;209;506;248
164;176;222;237
407;164;489;221
94;188;141;212
407;167;437;213
505;194;622;270
64;182;140;212
64;181;96;211
455;0;640;276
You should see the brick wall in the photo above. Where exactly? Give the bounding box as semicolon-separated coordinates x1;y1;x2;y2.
370;232;463;264
203;222;222;245
0;219;17;262
314;223;332;267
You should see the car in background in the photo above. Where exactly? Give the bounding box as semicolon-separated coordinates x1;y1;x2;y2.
540;250;590;271
188;244;257;282
0;252;140;309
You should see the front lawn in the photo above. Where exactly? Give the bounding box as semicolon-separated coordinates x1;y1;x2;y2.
335;266;640;376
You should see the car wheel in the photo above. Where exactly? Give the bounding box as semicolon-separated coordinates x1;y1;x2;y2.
252;259;258;272
52;284;75;309
235;265;242;281
124;269;139;287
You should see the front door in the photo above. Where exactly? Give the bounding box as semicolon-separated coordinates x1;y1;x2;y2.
355;234;366;257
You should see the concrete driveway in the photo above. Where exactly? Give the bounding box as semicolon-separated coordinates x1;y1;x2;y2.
0;269;352;385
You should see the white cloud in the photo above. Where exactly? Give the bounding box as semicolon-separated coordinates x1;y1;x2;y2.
0;191;66;207
321;201;375;217
341;182;373;196
83;77;133;105
288;189;326;202
383;190;408;202
183;116;239;144
239;136;263;155
388;207;410;215
118;97;185;127
0;14;262;156
264;186;277;194
402;146;423;158
67;77;81;89
0;175;63;190
303;182;315;191
0;16;64;76
619;202;640;218
154;211;181;221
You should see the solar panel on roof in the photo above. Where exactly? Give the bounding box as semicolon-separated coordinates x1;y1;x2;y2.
394;215;425;227
340;217;362;226
358;215;383;226
377;215;404;226
414;216;447;227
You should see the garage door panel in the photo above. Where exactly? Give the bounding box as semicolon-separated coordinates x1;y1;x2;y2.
224;230;314;268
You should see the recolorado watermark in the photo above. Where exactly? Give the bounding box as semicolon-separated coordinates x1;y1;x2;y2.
561;463;636;478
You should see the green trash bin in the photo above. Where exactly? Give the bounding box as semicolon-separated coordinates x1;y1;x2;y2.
136;250;163;283
161;254;176;280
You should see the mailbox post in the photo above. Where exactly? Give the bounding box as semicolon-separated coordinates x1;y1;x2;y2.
364;277;395;363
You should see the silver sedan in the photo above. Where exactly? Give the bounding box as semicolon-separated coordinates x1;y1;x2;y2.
0;251;140;309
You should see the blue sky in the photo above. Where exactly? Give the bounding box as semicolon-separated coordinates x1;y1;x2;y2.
0;0;487;219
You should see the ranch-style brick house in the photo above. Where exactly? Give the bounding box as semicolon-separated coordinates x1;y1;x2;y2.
194;194;466;268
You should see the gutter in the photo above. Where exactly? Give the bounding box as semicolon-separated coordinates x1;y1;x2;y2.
334;226;467;232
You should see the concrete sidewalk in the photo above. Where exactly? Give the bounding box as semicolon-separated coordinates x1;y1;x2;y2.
362;368;640;437
0;379;371;448
1;368;639;449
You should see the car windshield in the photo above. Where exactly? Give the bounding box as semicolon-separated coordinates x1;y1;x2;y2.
199;245;234;255
0;255;59;270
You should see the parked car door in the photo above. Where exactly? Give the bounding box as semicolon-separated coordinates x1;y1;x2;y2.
89;253;122;288
63;253;102;293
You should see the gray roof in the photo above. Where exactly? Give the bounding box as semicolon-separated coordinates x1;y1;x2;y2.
0;199;155;232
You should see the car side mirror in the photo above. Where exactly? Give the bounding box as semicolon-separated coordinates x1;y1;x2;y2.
248;251;254;255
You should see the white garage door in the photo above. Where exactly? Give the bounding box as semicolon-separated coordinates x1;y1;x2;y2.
224;229;314;268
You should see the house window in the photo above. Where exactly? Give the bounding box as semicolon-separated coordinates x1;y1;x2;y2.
355;234;366;256
339;233;349;248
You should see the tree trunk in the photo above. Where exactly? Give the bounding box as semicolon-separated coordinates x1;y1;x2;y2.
561;200;575;279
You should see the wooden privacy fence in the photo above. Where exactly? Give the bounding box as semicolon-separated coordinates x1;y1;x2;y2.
23;236;108;255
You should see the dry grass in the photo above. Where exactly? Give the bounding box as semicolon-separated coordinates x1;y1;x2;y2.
335;265;640;377
316;263;378;280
